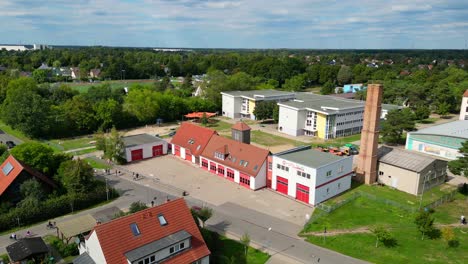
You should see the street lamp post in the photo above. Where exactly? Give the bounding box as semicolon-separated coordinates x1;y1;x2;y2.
105;178;109;201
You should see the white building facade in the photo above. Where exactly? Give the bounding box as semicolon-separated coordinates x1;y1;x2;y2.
460;90;468;120
270;147;353;205
122;134;168;162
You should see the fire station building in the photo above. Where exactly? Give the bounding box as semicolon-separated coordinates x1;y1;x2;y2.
270;146;353;205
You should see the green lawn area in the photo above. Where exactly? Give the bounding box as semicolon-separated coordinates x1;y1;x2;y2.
68;147;98;156
251;130;302;147
0;121;32;142
84;157;110;169
205;119;234;132
69;80;154;93
48;136;96;151
303;182;467;264
218;235;270;264
307;228;468;264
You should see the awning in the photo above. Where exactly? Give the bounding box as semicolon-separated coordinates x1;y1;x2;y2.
56;214;97;239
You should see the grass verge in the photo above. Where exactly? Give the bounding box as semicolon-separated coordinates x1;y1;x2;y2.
251;130;302;147
0;121;32;142
48;136;96;151
84;157;111;169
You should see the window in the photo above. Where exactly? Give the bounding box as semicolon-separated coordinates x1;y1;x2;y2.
210;164;216;171
239;160;245;166
326;188;329;194
201;160;208;168
277;164;281;169
227;170;234;179
240;177;250;185
379;171;384;176
218;167;224;174
338;183;341;189
130;223;140;236
170;247;174;254
297;171;301;176
150;256;155;262
145;259;149;264
138;261;143;264
215;152;225;160
180;242;185;249
268;162;272;171
2;162;13;176
326;170;332;177
158;214;168;226
244;161;248;167
338;166;343;173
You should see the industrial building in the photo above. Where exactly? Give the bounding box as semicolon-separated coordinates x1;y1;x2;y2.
122;134;168;162
221;89;295;120
277;93;399;139
378;147;448;195
270;146;353;205
405;120;468;160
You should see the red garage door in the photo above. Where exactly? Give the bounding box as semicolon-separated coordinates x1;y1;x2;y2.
217;165;225;177
185;150;192;162
276;176;288;195
131;149;143;161
226;169;234;181
239;173;250;188
152;145;163;157
209;162;217;174
296;183;310;204
174;146;180;156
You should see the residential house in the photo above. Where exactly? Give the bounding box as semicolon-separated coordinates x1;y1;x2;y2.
270;146;353;205
7;237;49;263
37;63;52;70
70;67;80;80
75;198;210;264
0;155;56;204
89;68;101;79
170;122;218;164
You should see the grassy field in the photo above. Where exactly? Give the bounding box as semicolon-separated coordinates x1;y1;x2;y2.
251;130;302;147
205;119;233;132
218;235;270;264
48;136;96;151
84;157;110;169
303;182;467;264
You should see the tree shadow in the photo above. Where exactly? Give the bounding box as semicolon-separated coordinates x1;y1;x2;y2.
427;228;441;240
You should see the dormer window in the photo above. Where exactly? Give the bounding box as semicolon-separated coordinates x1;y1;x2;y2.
214;152;225;160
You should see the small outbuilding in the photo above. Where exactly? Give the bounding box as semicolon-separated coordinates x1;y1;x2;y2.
6;237;49;263
378;147;448;195
122;134;168;162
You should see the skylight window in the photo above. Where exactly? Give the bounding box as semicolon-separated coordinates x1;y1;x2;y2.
253;165;258;171
196;145;201;151
239;160;244;166
158;214;168;226
244;161;249;167
2;162;13;176
130;223;140;236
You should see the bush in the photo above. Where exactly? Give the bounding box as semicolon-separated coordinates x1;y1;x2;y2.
48;236;78;257
0;186;119;233
0;253;10;263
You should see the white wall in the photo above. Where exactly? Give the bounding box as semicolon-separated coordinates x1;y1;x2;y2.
85;231;107;264
278;106;302;136
0;45;29;51
222;94;242;119
251;161;267;190
314;157;353;204
460;97;468;120
199;255;210;264
125;141;168;162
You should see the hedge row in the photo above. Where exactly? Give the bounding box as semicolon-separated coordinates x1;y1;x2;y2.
0;186;119;233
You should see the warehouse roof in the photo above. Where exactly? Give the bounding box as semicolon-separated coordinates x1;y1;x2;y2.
276;146;347;168
378;147;445;173
122;134;165;148
409;120;468;139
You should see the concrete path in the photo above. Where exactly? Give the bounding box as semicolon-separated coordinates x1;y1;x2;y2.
64;146;96;153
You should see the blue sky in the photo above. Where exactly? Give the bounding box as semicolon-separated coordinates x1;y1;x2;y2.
1;0;468;49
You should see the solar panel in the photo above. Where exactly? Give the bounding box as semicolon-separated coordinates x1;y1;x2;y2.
2;162;13;176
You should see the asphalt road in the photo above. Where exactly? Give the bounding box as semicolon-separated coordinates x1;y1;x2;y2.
0;172;367;264
0;129;23;146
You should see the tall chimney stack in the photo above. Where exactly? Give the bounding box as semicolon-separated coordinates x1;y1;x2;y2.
356;83;383;184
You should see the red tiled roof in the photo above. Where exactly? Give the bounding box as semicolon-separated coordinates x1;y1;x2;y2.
90;198;210;264
184;112;216;118
464;90;468;97
231;122;251;131
201;135;269;177
171;122;218;156
0;155;56;196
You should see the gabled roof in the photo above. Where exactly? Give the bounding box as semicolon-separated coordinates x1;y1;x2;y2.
6;237;49;262
171;122;217;156
201;135;269;177
89;198;209;264
231;121;251;131
0;155;56;196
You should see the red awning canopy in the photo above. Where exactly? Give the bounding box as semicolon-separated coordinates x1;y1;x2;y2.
184;112;216;118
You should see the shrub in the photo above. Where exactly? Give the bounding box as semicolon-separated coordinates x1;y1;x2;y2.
48;236;78;257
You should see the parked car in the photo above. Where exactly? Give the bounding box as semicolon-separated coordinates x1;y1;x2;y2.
168;131;176;137
5;141;16;149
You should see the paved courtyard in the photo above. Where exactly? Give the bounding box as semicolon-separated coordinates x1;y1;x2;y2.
123;155;314;227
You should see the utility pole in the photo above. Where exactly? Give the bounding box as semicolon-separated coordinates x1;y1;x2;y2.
105;178;109;201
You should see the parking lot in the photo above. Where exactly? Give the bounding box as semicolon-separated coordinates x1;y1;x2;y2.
123;155;314;227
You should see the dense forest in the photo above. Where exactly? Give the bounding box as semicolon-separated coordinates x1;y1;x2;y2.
0;47;467;139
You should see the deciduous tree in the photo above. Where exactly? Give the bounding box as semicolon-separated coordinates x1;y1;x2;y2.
56;159;95;195
448;140;468;176
381;109;416;144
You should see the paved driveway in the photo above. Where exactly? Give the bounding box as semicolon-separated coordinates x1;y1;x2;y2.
0;129;23;146
123;155;314;227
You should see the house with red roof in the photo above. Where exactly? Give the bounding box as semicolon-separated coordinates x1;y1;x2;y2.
199;122;269;190
0;155;56;204
170;122;218;164
75;198;210;264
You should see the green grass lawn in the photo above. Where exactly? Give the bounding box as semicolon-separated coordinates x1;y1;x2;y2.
205;119;233;132
218;235;270;264
69;80;154;93
84;157;110;169
48;136;96;151
307;227;468;264
0;121;32;142
69;147;98;156
251;130;302;147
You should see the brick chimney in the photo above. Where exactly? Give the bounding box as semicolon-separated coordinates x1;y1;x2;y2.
356;83;383;184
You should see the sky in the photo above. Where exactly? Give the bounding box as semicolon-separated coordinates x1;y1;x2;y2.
1;0;468;49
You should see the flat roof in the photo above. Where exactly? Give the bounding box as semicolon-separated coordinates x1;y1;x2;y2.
378;147;445;173
122;134;165;148
280;92;399;114
277;148;346;168
221;89;295;99
409;120;468;139
56;214;97;238
125;230;191;262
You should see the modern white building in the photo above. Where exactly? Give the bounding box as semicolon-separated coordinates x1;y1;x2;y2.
0;44;50;51
278;93;399;139
122;134;168;162
270;146;353;205
221;90;296;120
460;90;468;120
406;120;468;160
